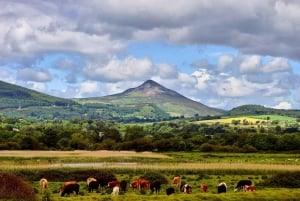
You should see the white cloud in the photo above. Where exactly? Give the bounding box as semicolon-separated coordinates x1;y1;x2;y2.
84;57;154;82
239;55;261;73
217;55;233;71
17;68;51;82
262;57;290;73
272;101;292;109
75;81;101;98
27;81;46;92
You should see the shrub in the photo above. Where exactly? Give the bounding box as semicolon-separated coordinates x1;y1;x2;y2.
140;171;169;184
0;173;37;201
260;172;300;188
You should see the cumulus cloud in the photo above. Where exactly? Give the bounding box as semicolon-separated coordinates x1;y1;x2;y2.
75;81;101;98
1;0;300;110
83;57;154;82
272;101;292;109
17;68;51;82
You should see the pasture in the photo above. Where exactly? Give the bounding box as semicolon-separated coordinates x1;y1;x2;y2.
1;150;300;201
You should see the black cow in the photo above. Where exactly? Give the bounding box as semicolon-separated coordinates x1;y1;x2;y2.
234;180;252;192
97;177;111;190
60;181;79;196
150;181;161;194
217;182;227;193
88;180;99;192
166;187;175;195
120;180;127;192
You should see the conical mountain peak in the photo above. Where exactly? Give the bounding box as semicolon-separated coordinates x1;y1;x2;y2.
122;80;178;96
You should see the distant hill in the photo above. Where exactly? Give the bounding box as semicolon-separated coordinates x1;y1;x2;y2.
227;104;300;117
74;80;225;120
0;80;82;120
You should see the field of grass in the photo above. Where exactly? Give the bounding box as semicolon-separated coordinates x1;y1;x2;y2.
1;150;300;201
197;114;298;126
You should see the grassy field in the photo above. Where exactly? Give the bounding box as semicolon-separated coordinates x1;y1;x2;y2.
1;150;300;201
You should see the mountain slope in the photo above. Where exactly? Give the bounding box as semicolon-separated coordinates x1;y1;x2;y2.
0;80;82;119
0;80;74;109
75;80;225;119
227;104;300;117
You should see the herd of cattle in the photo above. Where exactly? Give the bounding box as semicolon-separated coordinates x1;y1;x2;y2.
39;176;256;197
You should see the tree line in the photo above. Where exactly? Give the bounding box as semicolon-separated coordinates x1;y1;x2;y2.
0;117;299;152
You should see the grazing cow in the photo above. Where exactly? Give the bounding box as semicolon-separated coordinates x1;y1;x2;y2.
108;180;120;188
166;187;175;195
180;183;192;194
244;185;256;192
60;181;79;197
150;181;161;194
172;176;181;187
39;178;48;189
119;180;127;192
88;180;99;193
200;183;208;192
111;186;120;195
97;177;112;190
86;177;97;186
130;179;149;191
86;177;98;192
234;180;252;192
217;182;227;193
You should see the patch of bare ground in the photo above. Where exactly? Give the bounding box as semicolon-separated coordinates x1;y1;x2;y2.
0;150;170;158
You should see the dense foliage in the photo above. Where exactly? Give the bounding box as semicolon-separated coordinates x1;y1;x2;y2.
0;173;37;201
0;116;299;152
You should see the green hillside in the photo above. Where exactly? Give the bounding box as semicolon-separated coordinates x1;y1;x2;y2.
227;104;300;118
74;80;225;120
0;81;83;120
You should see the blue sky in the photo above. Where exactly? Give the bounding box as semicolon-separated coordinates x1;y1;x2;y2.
1;0;300;110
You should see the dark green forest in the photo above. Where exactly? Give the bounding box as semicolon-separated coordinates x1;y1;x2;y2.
0;116;300;152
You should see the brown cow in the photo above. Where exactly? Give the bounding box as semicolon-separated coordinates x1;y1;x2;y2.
200;183;208;192
130;179;149;191
172;176;181;187
108;180;120;188
244;185;256;192
60;181;79;196
39;178;48;189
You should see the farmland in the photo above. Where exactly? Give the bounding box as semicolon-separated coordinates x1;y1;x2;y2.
1;151;300;201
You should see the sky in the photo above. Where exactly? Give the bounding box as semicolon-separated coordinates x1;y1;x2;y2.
1;0;300;110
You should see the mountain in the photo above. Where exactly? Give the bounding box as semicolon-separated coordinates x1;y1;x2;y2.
0;79;224;121
0;80;82;119
74;80;225;120
227;104;300;117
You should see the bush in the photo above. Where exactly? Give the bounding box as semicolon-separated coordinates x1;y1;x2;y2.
260;172;300;188
140;171;169;184
0;173;37;201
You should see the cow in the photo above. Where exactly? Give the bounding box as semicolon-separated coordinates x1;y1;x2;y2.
97;177;112;190
39;178;48;189
166;187;175;195
111;186;120;195
200;183;208;192
86;177;97;186
234;180;252;192
217;182;227;193
244;185;256;192
130;179;149;191
150;181;161;194
108;180;120;188
60;181;79;197
88;180;99;193
119;180;127;192
86;177;99;192
180;183;192;194
172;176;181;187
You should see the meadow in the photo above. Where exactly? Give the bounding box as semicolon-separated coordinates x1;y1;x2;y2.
1;150;300;201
